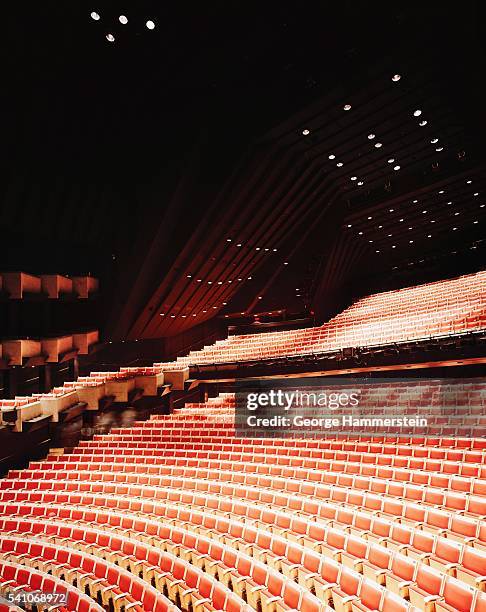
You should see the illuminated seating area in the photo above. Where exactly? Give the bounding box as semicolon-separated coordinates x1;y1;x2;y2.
156;271;486;369
0;392;485;611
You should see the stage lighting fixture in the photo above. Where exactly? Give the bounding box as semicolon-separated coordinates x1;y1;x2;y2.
106;33;115;42
91;11;100;20
392;74;401;82
336;162;343;167
419;120;427;126
436;147;443;152
393;165;400;170
413;110;422;117
387;158;395;163
302;129;310;135
329;154;336;159
146;20;155;29
119;15;128;24
374;142;382;148
343;104;352;111
368;134;375;139
431;138;439;143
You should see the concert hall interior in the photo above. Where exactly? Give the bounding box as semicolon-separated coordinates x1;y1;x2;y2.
0;2;485;611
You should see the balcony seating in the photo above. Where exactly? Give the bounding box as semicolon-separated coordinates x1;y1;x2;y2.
0;272;99;300
0;393;485;612
154;270;486;370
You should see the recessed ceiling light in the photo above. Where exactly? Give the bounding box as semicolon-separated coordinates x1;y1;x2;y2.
409;240;414;243
264;248;269;251
357;181;364;186
375;250;380;253
228;280;232;283
422;210;427;214
389;209;394;212
413;110;422;117
413;200;418;203
392;245;396;248
474;192;479;196
480;204;485;208
392;74;401;82
427;235;432;238
351;176;357;181
438;190;444;194
387;158;395;164
186;274;192;278
367;216;372;220
408;227;413;230
419;120;427;126
170;315;175;318
474;220;479;224
388;234;392;237
369;240;373;243
466;180;472;184
119;15;128;24
453;227;457;231
430;220;436;223
358;231;363;235
226;238;232;242
106;33;115;42
393;165;401;171
255;247;260;251
399;218;404;222
283;262;289;265
431;138;439;144
436;147;443;152
273;248;277;252
160;313;164;316
236;243;242;247
374;142;383;148
213;306;217;309
302;129;310;136
343;104;352;111
248;277;252;280
208;281;212;284
91;11;100;20
454;212;460;216
181;315;186;318
218;281;223;284
329;154;336;160
193;313;197;316
368;134;375;140
336;162;343;167
146;20;155;29
347;224;352;228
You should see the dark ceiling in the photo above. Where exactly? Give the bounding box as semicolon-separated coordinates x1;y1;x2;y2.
2;1;485;340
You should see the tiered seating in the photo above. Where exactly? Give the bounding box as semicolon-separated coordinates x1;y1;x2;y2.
0;392;485;611
155;271;486;368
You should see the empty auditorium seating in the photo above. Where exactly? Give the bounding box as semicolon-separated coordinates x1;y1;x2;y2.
0;392;485;611
155;270;486;369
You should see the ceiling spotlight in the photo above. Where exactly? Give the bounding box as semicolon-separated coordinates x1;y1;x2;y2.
106;33;115;42
389;209;394;212
329;154;336;160
283;262;289;265
374;142;383;148
160;313;165;316
388;234;392;237
378;225;383;229
453;227;457;231
422;210;427;214
466;180;472;184
387;158;395;164
368;134;375;140
431;138;439;144
369;240;373;243
343;104;352;111
393;165;401;171
358;231;363;235
255;247;261;251
375;250;380;254
436;147;444;152
474;192;479;196
170;315;175;318
146;20;155;30
186;274;192;278
217;281;223;284
438;190;444;194
264;248;269;251
399;218;404;222
357;181;364;186
302;129;310;136
474;220;479;224
336;162;343;167
236;243;242;247
409;240;414;243
392;74;401;82
367;216;372;220
91;11;100;20
392;245;396;248
413;110;422;117
413;200;418;203
419;120;427;126
454;212;460;216
273;248;277;252
226;238;232;242
119;15;128;24
347;224;352;228
427;234;432;238
351;176;357;181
